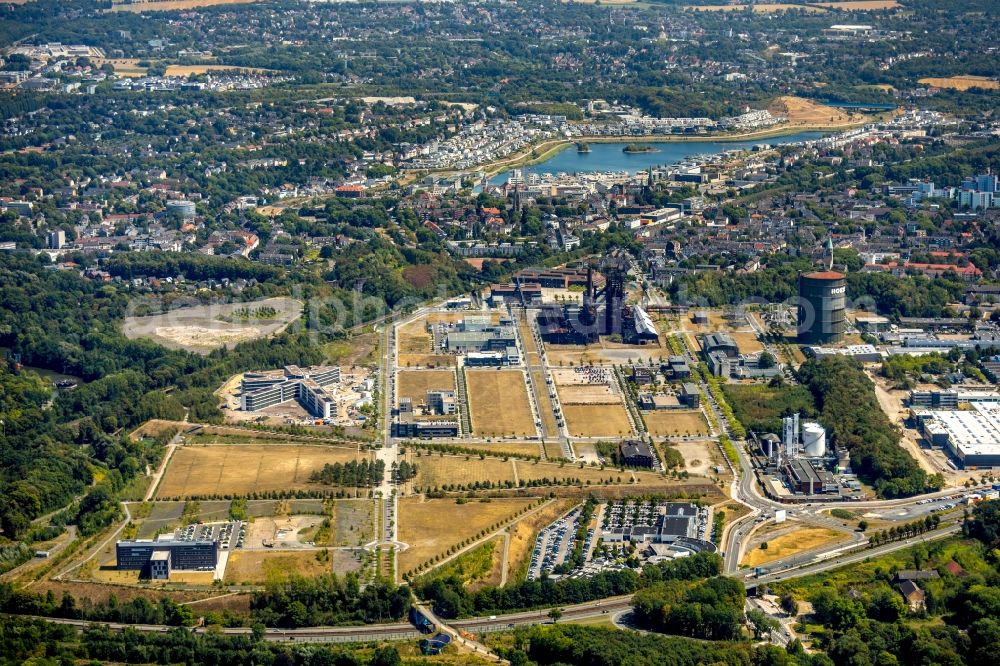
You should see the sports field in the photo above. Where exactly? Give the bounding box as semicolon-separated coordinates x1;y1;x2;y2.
396;369;456;407
398;497;535;573
156;444;362;498
643;410;710;437
466;369;535;437
562;404;633;438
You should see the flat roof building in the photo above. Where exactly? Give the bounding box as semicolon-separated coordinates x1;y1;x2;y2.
913;402;1000;468
240;365;340;418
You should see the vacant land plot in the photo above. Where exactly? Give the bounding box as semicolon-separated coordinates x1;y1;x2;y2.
413;455;517;490
558;384;621;404
667;439;719;477
741;526;847;568
514;459;654;486
768;96;858;127
562;404;633;438
123;297;302;354
156;444;362;498
398;497;535;573
466;369;535;437
730;332;765;354
398;353;456;368
136;501;184;538
224;550;360;584
331;499;376;547
414;441;541;458
110;0;261;11
643;410;710;437
919;76;1000;91
397;370;456;407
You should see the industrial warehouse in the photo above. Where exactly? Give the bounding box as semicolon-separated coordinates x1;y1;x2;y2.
239;364;341;418
912;402;1000;468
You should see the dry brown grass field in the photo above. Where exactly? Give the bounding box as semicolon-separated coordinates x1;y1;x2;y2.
741;526;847;568
466;369;535;437
224;550;360;584
918;76;1000;91
110;0;261;12
412;454;517;489
730;331;765;354
398;353;456;368
643;410;710;437
396;370;456;407
562;404;633;438
413;441;542;458
156;444;362;498
398;497;535;572
558;384;621;404
513;459;654;485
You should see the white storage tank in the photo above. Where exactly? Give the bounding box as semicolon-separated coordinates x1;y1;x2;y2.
802;422;826;457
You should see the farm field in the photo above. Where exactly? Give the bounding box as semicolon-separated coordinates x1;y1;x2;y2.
397;497;536;574
109;0;261;11
741;526;847;568
223;550;361;585
466;369;535;437
918;76;1000;91
396;369;456;407
412;454;517;490
122;296;302;354
561;404;633;438
643;410;710;437
156;444;362;498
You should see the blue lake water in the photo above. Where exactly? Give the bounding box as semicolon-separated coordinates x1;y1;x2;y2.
488;132;827;185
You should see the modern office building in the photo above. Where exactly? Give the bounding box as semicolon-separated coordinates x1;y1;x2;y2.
797;271;847;344
240;365;341;417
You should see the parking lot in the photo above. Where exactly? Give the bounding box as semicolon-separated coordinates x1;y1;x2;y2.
527;506;585;581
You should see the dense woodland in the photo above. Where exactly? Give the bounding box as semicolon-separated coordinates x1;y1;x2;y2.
797;356;942;498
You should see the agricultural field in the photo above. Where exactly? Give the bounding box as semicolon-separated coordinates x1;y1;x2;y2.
122;297;302;354
561;404;633;438
466;369;535;437
155;444;363;498
396;369;456;407
397;497;536;574
643;410;710;437
918;76;1000;91
109;0;261;11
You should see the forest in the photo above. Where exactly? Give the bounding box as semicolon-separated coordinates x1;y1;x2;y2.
414;551;722;619
797;356;943;498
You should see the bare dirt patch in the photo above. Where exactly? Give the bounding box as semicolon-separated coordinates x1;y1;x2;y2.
122;297;302;354
768;96;860;127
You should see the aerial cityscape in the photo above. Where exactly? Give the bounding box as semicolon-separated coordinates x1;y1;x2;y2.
2;0;1000;664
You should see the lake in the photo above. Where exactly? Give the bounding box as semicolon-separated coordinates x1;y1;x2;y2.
489;132;826;185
